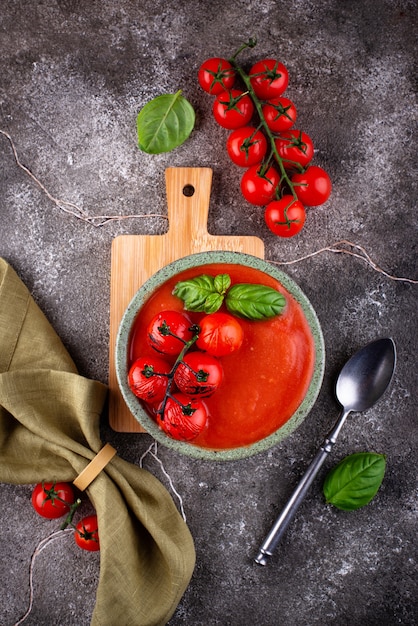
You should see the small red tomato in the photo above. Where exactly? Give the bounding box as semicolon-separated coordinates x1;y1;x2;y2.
213;89;254;129
157;393;208;441
226;126;268;167
196;312;244;357
174;352;223;397
275;130;314;170
291;165;332;206
262;96;297;133
75;515;100;552
128;355;171;403
240;165;280;206
198;57;235;94
31;482;75;519
249;59;289;100
147;310;195;356
264;196;306;238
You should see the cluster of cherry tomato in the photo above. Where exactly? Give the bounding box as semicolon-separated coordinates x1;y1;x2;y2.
31;481;99;551
128;309;243;441
198;47;332;237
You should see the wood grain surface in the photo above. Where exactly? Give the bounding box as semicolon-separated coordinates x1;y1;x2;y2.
108;167;264;432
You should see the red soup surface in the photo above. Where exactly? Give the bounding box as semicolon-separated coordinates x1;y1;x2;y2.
129;263;316;450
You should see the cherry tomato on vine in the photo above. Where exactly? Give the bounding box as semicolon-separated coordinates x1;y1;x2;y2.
274;130;314;170
31;482;75;519
198;57;235;94
174;351;223;397
213;89;254;129
240;165;280;206
262;96;297;133
128;355;171;403
196;312;244;357
226;126;268;167
157;393;208;441
249;59;289;100
147;310;195;356
264;196;306;238
291;165;332;206
75;515;100;552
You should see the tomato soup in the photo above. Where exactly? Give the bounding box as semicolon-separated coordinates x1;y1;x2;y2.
129;263;316;450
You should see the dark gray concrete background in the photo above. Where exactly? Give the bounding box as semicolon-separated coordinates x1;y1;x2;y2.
1;1;417;625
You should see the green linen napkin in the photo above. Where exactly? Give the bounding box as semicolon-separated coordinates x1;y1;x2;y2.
0;258;195;626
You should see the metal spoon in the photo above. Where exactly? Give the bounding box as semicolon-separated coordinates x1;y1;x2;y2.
255;337;396;566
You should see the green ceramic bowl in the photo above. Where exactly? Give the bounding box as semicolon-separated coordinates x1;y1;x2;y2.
115;251;325;461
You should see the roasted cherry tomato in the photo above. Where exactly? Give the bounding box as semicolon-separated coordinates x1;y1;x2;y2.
264;196;306;238
275;130;314;170
128;355;171;403
196;312;244;357
240;165;280;206
213;89;254;129
174;351;223;397
291;165;332;206
75;515;100;552
198;57;235;94
31;482;75;519
226;126;268;167
262;96;297;133
147;310;195;356
249;59;289;100
157;393;208;441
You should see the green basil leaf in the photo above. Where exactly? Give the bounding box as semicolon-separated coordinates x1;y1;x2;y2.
173;274;223;313
214;273;231;294
323;452;386;511
225;284;286;320
203;292;225;314
136;90;195;154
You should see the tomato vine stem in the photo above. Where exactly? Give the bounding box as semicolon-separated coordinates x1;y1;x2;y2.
228;41;299;203
156;328;200;420
60;498;82;530
230;37;257;61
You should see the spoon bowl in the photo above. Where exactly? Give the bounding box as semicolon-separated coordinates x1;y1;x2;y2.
336;338;396;413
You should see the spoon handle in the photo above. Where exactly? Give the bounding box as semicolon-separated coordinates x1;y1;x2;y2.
255;410;349;566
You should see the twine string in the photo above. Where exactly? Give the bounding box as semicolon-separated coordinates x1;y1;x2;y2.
267;240;417;284
0;129;168;227
139;440;187;521
13;528;74;626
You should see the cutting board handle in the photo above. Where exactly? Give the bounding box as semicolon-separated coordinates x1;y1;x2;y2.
165;167;213;240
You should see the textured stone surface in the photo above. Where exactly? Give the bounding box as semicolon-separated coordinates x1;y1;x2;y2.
0;1;417;624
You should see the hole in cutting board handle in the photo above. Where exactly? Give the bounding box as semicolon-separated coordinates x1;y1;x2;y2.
182;184;195;197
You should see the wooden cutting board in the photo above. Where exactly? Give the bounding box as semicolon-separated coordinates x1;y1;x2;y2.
108;167;265;432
